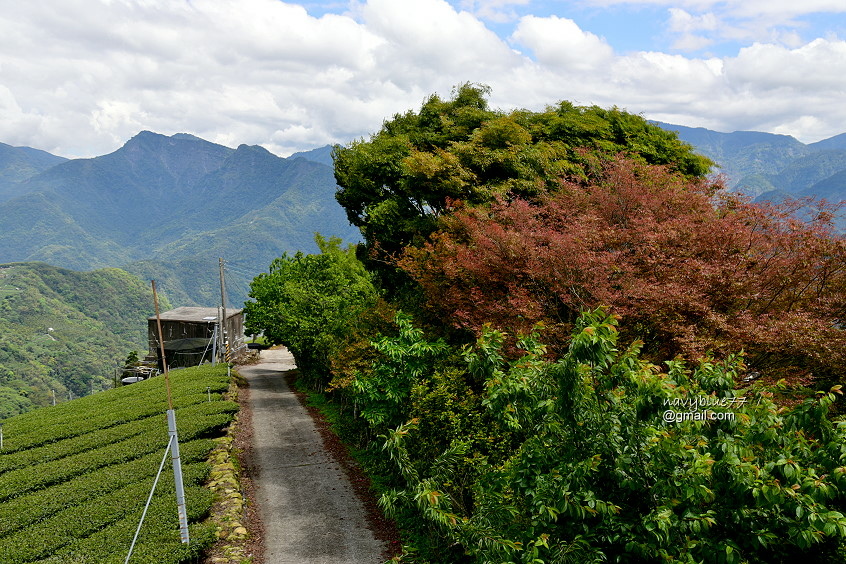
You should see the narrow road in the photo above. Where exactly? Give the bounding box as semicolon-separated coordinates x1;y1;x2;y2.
238;348;386;563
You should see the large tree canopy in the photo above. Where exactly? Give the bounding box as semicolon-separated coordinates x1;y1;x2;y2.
400;157;846;383
333;84;712;282
247;86;846;562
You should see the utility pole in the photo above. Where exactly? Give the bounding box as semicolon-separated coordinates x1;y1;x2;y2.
218;258;228;363
127;281;190;562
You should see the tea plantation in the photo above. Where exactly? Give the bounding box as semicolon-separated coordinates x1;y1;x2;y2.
0;364;237;563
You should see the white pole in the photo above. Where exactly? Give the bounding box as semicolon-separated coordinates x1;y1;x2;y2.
219;258;228;363
211;324;218;367
1;426;3;450
167;409;190;543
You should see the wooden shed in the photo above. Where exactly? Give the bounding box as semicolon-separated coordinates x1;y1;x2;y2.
147;306;245;368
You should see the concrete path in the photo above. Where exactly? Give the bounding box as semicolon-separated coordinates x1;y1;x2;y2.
237;347;385;564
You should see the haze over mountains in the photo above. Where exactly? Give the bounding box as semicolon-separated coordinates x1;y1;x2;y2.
0;132;360;307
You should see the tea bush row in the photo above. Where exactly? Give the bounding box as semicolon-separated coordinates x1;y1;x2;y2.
0;365;236;563
0;413;155;475
36;493;217;564
0;401;235;502
2;367;230;453
0;439;215;537
0;463;209;562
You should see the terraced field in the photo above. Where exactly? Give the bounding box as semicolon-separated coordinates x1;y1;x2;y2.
0;364;237;563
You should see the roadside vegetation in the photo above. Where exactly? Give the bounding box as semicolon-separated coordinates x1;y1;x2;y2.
0;364;236;563
246;84;846;562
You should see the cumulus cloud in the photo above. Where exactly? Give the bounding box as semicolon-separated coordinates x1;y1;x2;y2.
510;15;614;70
726;39;846;90
0;0;845;159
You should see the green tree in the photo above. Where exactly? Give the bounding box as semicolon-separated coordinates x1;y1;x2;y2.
243;234;377;386
333;83;712;289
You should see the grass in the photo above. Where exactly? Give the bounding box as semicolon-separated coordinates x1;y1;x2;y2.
0;364;237;563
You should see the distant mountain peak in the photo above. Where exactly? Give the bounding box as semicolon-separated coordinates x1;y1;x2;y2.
235;143;273;155
172;133;204;141
289;144;334;168
127;130;163;141
122;130;228;150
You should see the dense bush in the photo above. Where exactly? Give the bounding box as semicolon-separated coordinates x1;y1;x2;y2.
375;309;846;563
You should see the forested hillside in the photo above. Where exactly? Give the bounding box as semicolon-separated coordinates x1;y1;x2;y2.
655;122;846;231
0;132;359;307
246;85;846;563
0;262;159;419
0;142;67;200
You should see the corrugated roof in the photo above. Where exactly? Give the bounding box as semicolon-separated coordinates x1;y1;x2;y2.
148;306;243;322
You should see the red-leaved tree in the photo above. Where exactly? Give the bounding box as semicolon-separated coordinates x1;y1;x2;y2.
400;156;846;383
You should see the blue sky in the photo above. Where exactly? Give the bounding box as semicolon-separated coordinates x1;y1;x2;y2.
1;0;845;157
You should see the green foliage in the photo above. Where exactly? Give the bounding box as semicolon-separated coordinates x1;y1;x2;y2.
244;234;377;386
0;364;234;563
334;83;712;288
367;310;846;563
401;156;846;386
0;262;163;420
351;312;448;429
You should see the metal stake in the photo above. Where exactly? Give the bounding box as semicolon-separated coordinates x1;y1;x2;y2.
152;280;190;545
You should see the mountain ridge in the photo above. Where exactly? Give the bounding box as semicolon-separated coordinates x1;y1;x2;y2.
654;122;846;231
0;132;359;306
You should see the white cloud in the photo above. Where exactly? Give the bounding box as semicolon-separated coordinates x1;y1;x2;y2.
582;0;846;19
0;0;845;159
584;1;846;51
457;0;531;23
510;15;614;70
671;33;713;51
726;39;846;90
668;8;719;33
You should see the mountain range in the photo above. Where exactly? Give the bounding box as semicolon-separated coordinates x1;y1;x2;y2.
0;132;360;307
654;123;846;230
